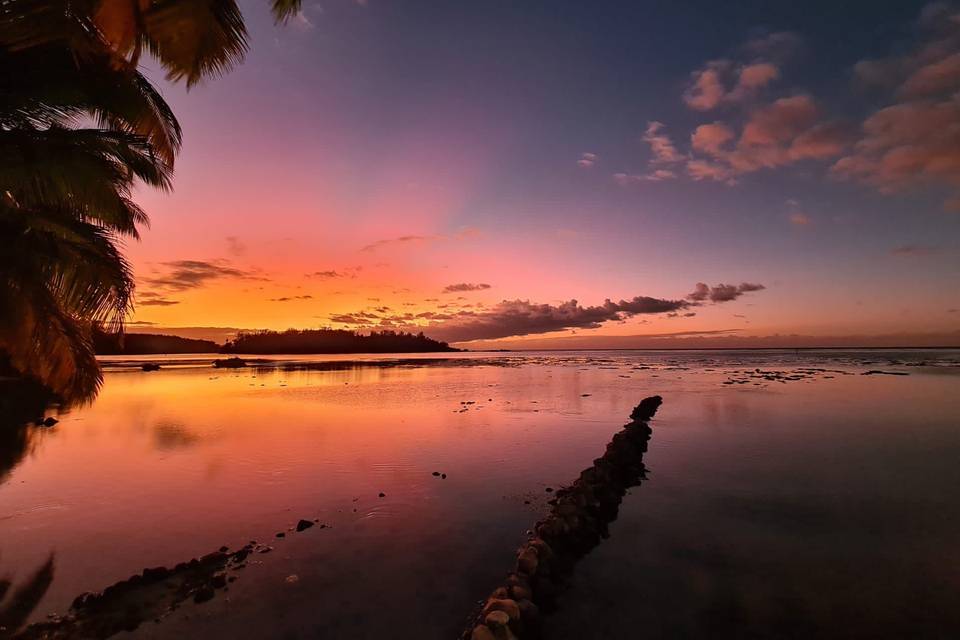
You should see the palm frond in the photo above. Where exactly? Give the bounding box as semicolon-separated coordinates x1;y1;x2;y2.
0;205;135;399
0;46;182;164
0;126;171;235
269;0;302;24
141;0;248;88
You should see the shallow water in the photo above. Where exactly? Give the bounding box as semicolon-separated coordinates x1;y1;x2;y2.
1;349;959;638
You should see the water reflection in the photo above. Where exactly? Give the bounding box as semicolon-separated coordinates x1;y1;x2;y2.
0;379;59;485
152;422;200;450
0;555;54;639
1;350;958;638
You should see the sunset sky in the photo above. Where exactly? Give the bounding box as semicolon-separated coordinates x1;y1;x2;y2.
127;0;960;348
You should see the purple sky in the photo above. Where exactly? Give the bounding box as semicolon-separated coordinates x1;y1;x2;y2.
127;0;960;347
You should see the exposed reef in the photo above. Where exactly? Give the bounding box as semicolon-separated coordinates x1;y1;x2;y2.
13;515;329;639
460;395;662;640
212;357;247;369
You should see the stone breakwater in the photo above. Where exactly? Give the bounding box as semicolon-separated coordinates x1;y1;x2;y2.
460;395;663;640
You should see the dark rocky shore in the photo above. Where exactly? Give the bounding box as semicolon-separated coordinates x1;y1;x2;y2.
11;520;328;639
460;396;662;640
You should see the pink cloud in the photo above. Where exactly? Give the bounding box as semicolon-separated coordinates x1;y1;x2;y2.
899;51;960;97
831;98;960;204
577;152;598;168
642;121;684;164
789;122;851;161
683;59;781;111
686;159;736;183
732;62;779;94
684;96;848;180
739;95;819;148
613;169;677;185
683;61;729;111
691;122;735;155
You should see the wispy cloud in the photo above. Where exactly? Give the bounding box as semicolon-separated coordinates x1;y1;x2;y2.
306;269;357;279
643;121;684;164
225;236;246;257
145;260;264;292
268;295;314;302
137;291;180;306
890;244;940;257
442;283;492;294
577;152;598;168
360;228;481;253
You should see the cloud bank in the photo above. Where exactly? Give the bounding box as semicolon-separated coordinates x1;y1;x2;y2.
327;282;766;343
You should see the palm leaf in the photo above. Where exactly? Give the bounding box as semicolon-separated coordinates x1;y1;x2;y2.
0;46;182;164
141;0;247;87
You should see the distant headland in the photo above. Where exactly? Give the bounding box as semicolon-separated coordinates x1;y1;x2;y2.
94;328;457;355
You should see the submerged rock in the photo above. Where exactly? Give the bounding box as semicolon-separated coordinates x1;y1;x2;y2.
296;519;314;532
213;357;247;369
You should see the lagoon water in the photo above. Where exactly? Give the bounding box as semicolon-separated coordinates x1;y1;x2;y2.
1;350;959;638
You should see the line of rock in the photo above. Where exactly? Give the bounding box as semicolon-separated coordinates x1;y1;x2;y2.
460;395;662;640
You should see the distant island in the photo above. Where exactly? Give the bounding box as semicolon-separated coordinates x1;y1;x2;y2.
93;329;219;355
221;329;457;354
93;328;457;355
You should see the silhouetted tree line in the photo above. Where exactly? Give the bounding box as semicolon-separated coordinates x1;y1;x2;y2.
92;328;218;355
221;329;458;354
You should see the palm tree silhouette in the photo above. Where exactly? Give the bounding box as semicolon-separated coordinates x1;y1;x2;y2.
0;0;301;400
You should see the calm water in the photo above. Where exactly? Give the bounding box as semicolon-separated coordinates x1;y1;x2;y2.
1;350;959;638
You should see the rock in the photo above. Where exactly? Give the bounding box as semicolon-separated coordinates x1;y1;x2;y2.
296;519;314;532
432;471;441;476
516;598;540;627
275;532;285;538
509;584;531;601
441;473;447;479
141;363;161;372
484;610;510;628
378;492;386;498
284;574;299;584
629;395;663;422
516;548;538;575
544;487;553;493
213;357;247;369
193;586;215;603
470;626;497;640
210;574;227;589
141;567;170;582
218;546;229;553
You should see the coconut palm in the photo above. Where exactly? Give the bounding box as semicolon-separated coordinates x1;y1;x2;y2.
0;124;173;399
1;0;300;400
2;0;302;86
